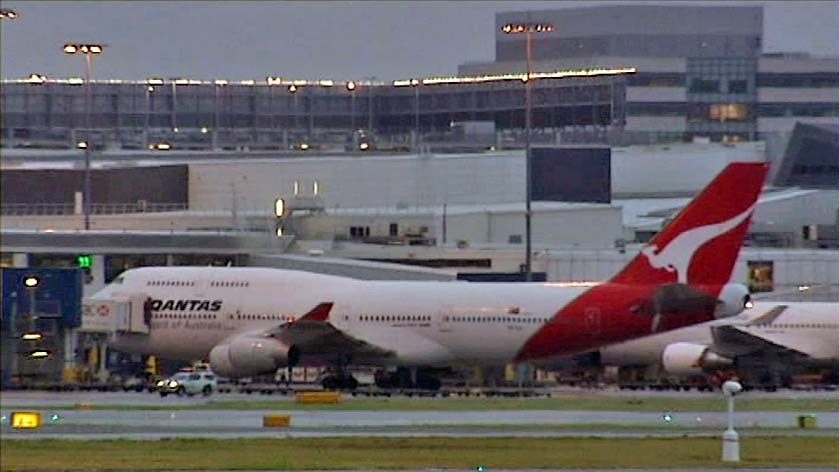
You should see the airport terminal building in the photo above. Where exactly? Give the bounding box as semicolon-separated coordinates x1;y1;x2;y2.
0;72;629;152
460;5;839;146
2;5;836;154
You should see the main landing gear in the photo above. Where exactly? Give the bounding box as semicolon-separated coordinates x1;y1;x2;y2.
319;355;360;391
374;367;442;391
320;371;359;390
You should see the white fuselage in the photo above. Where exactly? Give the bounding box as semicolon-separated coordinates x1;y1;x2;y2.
95;266;588;366
599;301;839;366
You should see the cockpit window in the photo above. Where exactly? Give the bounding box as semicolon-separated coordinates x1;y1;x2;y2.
113;276;125;285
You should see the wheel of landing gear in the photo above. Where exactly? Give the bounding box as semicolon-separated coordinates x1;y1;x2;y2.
391;368;413;389
343;376;358;390
374;371;393;389
416;375;441;391
322;376;338;390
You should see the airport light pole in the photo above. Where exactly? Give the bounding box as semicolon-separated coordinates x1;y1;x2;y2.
365;77;377;133
307;86;314;144
170;80;178;132
502;22;554;281
63;43;103;231
213;80;228;150
410;79;421;152
267;77;280;137
346;81;356;131
288;83;299;131
145;84;154;149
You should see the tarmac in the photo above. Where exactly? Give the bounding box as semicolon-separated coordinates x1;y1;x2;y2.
1;390;837;440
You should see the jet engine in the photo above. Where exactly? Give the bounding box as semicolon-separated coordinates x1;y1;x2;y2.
714;283;752;318
661;342;732;376
209;336;300;378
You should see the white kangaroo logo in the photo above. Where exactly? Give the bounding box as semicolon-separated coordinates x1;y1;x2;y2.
641;204;755;284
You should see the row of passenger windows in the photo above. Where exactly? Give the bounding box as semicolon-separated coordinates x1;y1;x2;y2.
360;315;431;323
235;314;290;321
146;280;250;287
757;323;839;329
356;315;548;324
210;281;250;287
154;313;217;320
153;313;284;321
147;280;196;287
152;312;554;325
448;316;548;324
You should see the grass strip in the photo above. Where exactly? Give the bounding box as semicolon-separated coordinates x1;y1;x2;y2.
6;396;838;411
2;436;837;470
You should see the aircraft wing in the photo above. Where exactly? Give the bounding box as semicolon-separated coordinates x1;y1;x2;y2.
710;323;810;360
263;302;396;363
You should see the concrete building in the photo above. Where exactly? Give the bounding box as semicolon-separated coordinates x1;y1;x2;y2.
0;72;628;151
459;5;839;147
0;140;766;211
3;141;836;251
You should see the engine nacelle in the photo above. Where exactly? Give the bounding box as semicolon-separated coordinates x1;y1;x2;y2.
714;283;752;319
661;342;732;376
209;336;299;378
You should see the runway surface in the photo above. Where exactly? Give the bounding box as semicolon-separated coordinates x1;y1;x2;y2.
1;391;837;440
2;387;836;407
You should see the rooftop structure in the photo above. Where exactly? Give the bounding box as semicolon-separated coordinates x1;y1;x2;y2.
460;5;839;148
0;68;631;152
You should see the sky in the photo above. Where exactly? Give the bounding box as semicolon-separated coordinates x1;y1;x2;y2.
1;1;837;81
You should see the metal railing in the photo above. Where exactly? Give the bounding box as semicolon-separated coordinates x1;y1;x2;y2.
1;202;188;216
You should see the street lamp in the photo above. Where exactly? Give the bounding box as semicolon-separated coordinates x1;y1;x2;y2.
63;43;104;231
364;77;377;132
0;8;19;19
346;81;356;131
145;83;155;149
214;80;229;150
502;22;554;282
288;84;300;145
170;80;179;132
308;86;314;142
409;79;421;152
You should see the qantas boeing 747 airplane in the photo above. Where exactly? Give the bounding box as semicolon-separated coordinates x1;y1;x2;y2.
86;162;768;389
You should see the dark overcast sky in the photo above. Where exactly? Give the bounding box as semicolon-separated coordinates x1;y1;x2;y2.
1;1;837;81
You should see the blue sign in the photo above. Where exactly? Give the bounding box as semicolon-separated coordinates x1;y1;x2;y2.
1;268;83;329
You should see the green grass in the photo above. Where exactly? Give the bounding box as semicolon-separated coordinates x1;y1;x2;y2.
8;395;838;412
2;436;837;470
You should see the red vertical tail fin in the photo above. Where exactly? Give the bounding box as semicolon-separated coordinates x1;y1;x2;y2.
611;162;768;286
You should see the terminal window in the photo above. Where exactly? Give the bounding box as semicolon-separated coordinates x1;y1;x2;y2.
709;104;749;122
689;79;720;93
747;260;774;293
728;80;748;94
